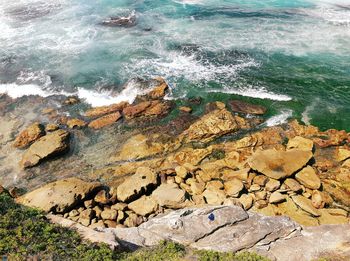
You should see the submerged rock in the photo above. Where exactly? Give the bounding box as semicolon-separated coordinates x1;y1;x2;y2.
101;12;136;27
229;100;267;115
16;178;101;213
20;129;70;168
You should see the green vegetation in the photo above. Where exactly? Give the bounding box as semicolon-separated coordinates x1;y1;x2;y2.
0;193;270;260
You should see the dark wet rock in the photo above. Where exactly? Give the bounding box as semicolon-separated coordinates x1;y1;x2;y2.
229;100;267;115
16;178;101;213
20;129;70;168
101;12;136;27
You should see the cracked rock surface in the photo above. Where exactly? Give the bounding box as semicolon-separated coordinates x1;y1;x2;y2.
48;205;350;261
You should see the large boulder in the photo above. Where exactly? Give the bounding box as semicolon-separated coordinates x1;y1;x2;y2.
16;178;101;213
151;183;186;209
14;122;45;148
295;166;321;190
20;129;70;168
116;167;158;202
248;149;313;180
179;109;247;143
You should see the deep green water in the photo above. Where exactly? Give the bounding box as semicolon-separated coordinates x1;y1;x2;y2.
0;0;350;130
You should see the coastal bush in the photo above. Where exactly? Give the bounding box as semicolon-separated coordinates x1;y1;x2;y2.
196;249;271;261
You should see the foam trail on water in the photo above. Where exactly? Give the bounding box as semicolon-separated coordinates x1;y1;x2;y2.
265;110;293;127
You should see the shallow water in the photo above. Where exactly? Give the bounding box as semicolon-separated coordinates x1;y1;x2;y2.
0;0;350;130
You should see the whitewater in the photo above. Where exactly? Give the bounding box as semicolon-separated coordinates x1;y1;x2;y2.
0;0;350;129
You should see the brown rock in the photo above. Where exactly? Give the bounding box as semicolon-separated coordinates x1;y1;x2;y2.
123;101;151;118
111;203;128;211
147;78;168;99
269;191;286;204
89;220;106;229
16;178;101;213
322;179;350;206
284;179;303;192
14;122;45;148
20;129;70;168
206;180;224;191
291;195;320;217
224;179;244;197
253;175;269;186
104;220;117;228
101;209;117;220
255;191;267;200
45;123;59;132
238;194;254;210
202;188;226;205
128;196;158;216
88;112;122;129
255;199;268;209
152;183;186;208
265;179;281;192
64;96;80;105
67;118;86;129
179;106;192;113
79;209;95;227
85;101;128;118
94;190;110;205
179;109;246;143
295;166;321;190
249;184;261;192
228;100;267;115
221;168;249;181
311;190;325;209
175;166;188;179
335;148;350;162
117;167;158;202
287;136;314;151
248;149;313;180
189;181;205;195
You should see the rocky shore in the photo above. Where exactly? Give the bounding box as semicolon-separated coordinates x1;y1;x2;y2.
0;78;349;260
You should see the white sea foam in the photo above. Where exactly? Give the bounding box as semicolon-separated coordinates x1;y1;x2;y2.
208;86;292;102
265;110;293;127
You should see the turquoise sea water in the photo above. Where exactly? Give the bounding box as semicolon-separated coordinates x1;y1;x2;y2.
0;0;350;130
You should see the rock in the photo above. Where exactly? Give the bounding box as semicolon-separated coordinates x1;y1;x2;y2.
16;178;101;213
0;185;5;195
45;123;59;132
224;179;244;197
287;136;314;151
189;181;205;195
79;209;95;227
255;199;268;209
291;195;320;217
84;200;95;209
63;96;80;105
202;188;226;205
318;209;349;225
175;166;188;179
20;129;70;168
248;149;313;180
249;184;261;192
179;106;192;113
66;118;86;129
101;12;136;27
147;78;168;99
228;100;267;115
255;191;267;200
206;180;224;191
128;196;158;216
221;168;249;181
152;183;186;208
265;179;280;192
94;190;110;205
311;190;325;209
253;175;269;186
238;194;254;210
295;166;321;190
101;209;118;220
179;109;246;143
88;112;122;129
14;122;45;148
269;191;286;204
85;102;128;118
69;209;79;217
123;101;152;118
93;206;103;218
111;203;128;211
335;148;350;162
117;167;158;202
205;101;226;112
322;179;350;207
284;179;303;192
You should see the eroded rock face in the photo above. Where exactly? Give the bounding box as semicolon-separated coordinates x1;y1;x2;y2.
179;109;246;143
14;122;45;148
16;178;101;213
20;129;70;168
248;149;313;179
117;167;158;202
88;112;122;129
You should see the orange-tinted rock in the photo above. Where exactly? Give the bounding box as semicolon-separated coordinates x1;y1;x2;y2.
67;118;86;129
88;112;122;129
123;101;152;118
147;77;168;99
14;123;45;149
85;101;129;118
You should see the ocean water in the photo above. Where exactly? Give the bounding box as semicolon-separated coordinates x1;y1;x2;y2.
0;0;350;130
